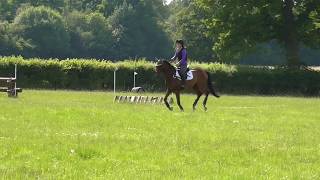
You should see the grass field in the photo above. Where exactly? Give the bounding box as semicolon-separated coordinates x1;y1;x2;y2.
0;90;320;179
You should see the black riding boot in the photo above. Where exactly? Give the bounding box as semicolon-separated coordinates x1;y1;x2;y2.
181;75;186;88
179;65;187;89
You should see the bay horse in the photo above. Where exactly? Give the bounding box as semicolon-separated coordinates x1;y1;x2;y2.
155;60;220;111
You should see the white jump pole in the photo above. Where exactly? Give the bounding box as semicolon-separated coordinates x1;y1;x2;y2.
14;64;17;79
114;68;118;94
133;72;138;88
133;72;136;88
14;64;17;96
133;56;137;88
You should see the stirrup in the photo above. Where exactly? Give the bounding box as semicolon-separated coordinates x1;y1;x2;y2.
180;83;185;89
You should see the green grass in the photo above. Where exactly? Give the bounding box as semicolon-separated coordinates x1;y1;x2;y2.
0;90;320;179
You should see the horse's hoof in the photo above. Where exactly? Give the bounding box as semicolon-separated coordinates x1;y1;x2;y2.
193;107;196;112
204;107;208;112
168;107;173;111
180;109;184;112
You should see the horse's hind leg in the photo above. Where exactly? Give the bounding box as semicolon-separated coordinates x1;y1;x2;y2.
192;86;202;111
193;92;202;111
203;92;209;111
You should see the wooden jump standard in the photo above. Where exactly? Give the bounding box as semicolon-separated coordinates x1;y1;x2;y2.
0;65;22;97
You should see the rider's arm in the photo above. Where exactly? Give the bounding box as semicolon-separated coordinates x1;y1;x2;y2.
170;51;177;62
170;53;177;62
176;60;181;67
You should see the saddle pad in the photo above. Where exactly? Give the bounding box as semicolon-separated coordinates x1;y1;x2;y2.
175;70;194;80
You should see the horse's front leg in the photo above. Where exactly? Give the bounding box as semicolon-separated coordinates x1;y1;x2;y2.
175;92;184;112
164;90;173;111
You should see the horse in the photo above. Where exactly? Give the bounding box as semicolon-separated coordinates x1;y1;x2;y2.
155;60;220;111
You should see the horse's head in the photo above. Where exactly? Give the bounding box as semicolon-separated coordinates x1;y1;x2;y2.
155;60;173;72
155;60;165;73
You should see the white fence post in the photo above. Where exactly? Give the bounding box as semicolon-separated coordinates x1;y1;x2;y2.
14;64;17;96
114;68;118;94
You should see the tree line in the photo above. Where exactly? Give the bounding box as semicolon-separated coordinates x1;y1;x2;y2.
0;0;319;65
0;0;172;60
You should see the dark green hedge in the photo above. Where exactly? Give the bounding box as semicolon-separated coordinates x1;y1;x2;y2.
0;56;319;95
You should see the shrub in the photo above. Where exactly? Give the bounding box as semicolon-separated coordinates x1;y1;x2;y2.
0;56;319;95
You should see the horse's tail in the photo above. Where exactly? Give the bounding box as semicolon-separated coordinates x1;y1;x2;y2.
206;72;220;98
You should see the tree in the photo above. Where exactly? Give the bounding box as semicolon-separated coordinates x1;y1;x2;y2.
0;0;65;21
0;0;173;60
0;21;19;55
0;1;13;21
108;1;171;59
13;6;70;58
165;0;214;61
196;0;320;66
66;11;114;58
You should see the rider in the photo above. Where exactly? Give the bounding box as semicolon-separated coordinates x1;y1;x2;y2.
171;39;188;88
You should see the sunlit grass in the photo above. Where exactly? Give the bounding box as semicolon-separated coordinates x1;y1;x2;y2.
0;90;319;179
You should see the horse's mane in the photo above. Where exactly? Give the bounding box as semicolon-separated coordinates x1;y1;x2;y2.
162;61;176;73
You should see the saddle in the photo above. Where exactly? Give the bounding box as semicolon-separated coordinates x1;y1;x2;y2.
174;68;194;81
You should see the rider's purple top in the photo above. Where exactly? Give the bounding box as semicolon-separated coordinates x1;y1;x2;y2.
171;48;187;66
181;49;187;66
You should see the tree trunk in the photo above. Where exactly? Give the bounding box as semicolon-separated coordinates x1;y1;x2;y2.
283;0;300;67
